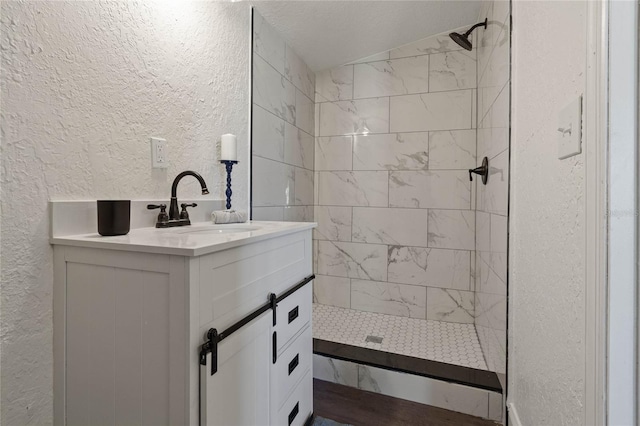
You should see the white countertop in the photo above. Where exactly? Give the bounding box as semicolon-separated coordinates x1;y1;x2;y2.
50;221;316;257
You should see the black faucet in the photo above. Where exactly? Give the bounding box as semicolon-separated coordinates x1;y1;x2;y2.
169;171;209;220
148;170;209;228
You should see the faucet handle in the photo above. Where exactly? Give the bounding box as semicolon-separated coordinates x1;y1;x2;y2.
180;203;197;220
147;204;166;210
147;204;169;224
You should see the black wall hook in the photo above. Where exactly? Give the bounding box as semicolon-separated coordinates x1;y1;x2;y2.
469;157;489;185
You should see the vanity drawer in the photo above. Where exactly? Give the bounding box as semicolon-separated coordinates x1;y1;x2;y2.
273;370;312;426
271;325;312;410
274;282;312;352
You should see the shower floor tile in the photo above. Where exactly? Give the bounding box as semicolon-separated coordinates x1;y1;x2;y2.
313;304;488;371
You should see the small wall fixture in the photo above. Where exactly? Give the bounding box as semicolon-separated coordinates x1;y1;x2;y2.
449;19;488;51
469;157;489;185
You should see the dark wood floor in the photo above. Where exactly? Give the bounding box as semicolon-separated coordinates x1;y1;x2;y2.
313;379;499;426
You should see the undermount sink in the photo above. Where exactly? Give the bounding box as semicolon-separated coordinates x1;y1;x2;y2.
163;224;262;235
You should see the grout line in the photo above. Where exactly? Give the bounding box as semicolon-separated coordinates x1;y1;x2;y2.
315;239;473;254
350;206;353;243
351;64;355;100
314;87;475;105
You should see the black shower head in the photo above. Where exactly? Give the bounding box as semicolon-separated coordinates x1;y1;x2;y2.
449;31;472;51
449;18;488;51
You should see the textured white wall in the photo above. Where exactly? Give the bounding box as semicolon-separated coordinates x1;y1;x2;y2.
509;0;587;424
0;2;250;424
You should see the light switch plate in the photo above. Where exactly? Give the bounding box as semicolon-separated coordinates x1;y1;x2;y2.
557;95;582;160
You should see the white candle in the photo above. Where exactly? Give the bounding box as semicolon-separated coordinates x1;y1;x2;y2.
220;134;237;161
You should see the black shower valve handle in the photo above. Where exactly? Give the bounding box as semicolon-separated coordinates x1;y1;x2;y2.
468;166;485;181
469;157;490;185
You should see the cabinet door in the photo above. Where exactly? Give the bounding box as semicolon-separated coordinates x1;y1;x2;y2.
200;312;271;426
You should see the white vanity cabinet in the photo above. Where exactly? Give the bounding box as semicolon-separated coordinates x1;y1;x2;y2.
52;223;314;426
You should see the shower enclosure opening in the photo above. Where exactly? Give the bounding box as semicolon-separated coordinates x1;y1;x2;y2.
250;1;510;420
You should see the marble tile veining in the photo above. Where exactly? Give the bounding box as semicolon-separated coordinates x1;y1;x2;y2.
252;105;285;162
314;206;352;242
294;167;314;206
285;45;316;100
313;304;488;370
353;133;429;171
295;89;315;136
315;136;353;171
476;253;505;296
352;207;429;247
253;54;296;124
316;66;354;102
426;288;475;324
389;170;470;209
313;355;358;387
429;51;477;92
427;209;475;250
318;171;388;207
317;240;388;282
351;279;427;319
284;122;314;170
253;12;285;74
357;364;490;418
353;56;430;99
284;205;314;223
320;98;390;136
429;130;476;171
390;90;472;133
388;246;471;290
252;156;294;207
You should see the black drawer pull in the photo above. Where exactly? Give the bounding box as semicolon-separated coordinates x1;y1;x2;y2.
288;306;299;323
288;354;299;375
272;332;277;364
288;402;299;425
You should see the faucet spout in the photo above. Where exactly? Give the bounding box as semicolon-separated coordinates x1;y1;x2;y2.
169;171;209;220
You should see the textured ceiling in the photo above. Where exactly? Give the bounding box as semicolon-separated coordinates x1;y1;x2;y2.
251;1;482;71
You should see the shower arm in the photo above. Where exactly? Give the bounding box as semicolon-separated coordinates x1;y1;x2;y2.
464;19;488;37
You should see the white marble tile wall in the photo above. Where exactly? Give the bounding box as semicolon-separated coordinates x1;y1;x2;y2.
473;0;510;377
314;28;478;325
313;355;358;387
252;12;315;222
359;365;491;419
312;352;502;422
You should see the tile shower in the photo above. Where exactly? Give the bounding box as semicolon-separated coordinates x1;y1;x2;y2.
314;38;477;325
252;0;509;416
251;12;316;223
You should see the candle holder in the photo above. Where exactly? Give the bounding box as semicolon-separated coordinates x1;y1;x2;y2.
220;160;238;209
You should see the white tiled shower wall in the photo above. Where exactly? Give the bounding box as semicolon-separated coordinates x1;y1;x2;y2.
251;12;316;222
250;8;510;379
474;0;510;377
313;29;479;324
